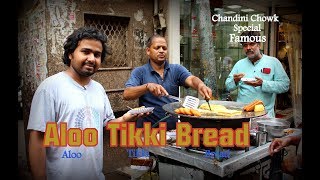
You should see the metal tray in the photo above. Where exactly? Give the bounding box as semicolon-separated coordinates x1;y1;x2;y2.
163;100;267;120
162;100;267;129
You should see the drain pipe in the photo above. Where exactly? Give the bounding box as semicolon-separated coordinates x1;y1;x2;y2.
154;0;158;34
154;0;158;16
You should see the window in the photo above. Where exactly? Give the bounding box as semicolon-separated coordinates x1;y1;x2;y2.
84;14;130;68
180;1;265;100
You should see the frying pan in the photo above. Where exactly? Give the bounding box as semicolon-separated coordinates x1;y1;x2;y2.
162;100;267;129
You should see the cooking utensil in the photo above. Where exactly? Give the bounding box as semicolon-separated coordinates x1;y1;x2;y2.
164;100;266;120
205;98;212;111
127;107;155;115
166;95;200;109
182;96;200;109
255;118;291;142
162;100;267;129
256;131;268;146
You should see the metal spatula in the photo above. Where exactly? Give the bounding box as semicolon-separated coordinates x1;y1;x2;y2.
166;95;200;109
182;96;200;109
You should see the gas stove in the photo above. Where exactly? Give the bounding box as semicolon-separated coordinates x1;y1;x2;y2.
144;134;273;178
163;130;259;161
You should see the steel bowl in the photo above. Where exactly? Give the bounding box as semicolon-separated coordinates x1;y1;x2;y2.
255;118;291;141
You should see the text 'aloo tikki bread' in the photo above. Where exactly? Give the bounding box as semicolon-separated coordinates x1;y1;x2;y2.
243;100;264;112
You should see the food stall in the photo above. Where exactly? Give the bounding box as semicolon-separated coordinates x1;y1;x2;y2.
143;100;295;179
145;142;272;179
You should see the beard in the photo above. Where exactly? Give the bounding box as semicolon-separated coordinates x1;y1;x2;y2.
73;62;96;77
75;68;94;77
80;70;94;77
246;50;256;60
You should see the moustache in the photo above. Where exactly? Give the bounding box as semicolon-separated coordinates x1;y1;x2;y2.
84;61;95;67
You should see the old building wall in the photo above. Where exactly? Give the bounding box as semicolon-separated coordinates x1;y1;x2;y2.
18;0;157;176
18;1;48;167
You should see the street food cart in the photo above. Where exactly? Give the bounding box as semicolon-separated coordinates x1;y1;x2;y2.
143;100;294;179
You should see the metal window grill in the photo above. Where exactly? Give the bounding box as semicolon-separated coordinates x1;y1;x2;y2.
84;14;130;68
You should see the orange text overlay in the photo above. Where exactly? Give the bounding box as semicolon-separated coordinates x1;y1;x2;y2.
43;122;98;147
106;122;250;148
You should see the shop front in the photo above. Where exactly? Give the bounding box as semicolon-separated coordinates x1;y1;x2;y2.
179;0;267;100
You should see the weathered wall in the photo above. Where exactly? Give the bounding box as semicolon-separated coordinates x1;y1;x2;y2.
18;0;157;176
18;1;48;167
19;0;155;122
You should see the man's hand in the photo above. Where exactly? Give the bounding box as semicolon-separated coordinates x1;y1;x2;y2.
244;77;263;87
269;137;291;156
122;111;151;122
197;84;213;100
233;73;245;83
146;83;169;97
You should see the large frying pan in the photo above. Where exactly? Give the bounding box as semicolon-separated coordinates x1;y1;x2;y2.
162;100;267;129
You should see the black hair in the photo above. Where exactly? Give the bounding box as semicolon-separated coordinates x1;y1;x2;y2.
239;31;261;45
62;26;107;66
240;31;261;37
146;34;165;48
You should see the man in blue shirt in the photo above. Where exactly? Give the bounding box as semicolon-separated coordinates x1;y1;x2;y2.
124;34;212;130
225;31;290;117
